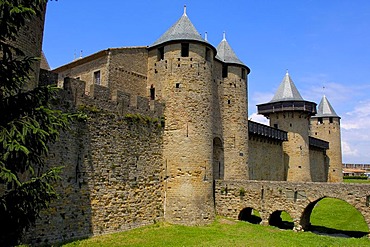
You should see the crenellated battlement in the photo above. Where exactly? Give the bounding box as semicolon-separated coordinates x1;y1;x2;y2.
62;77;164;119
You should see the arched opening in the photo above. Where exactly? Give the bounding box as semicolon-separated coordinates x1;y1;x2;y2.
213;137;224;180
301;197;369;238
268;210;294;230
238;207;262;224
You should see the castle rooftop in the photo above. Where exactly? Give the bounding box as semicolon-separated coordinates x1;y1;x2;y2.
216;32;246;67
150;6;211;48
257;71;317;116
270;71;303;102
312;95;340;118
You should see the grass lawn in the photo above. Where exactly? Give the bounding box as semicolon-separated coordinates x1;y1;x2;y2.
62;218;370;247
62;197;369;247
344;178;370;183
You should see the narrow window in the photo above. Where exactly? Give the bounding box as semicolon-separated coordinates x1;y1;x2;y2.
241;68;246;79
318;117;323;124
150;85;155;100
157;47;164;61
175;83;180;89
222;65;228;78
329;117;333;123
181;43;189;57
205;47;211;62
94;70;101;85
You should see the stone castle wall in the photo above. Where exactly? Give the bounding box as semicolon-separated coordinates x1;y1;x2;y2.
248;136;286;181
55;51;109;93
24;78;165;245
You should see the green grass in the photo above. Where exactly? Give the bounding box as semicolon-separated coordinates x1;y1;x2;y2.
309;198;369;237
344;178;370;183
62;217;369;247
62;197;370;247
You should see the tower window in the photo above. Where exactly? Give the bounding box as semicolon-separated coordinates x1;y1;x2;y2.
318;117;323;124
329;117;333;123
241;68;246;79
175;83;180;88
150;85;155;100
222;65;228;78
157;47;164;61
94;70;101;85
205;47;211;62
181;43;189;57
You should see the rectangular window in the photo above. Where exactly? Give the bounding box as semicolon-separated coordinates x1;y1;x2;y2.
241;68;246;79
205;47;211;62
181;43;189;57
222;65;228;78
329;117;333;123
157;47;164;61
150;85;155;100
318;117;323;124
94;70;101;85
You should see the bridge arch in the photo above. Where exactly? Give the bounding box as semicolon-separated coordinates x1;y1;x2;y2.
268;210;294;230
238;207;262;224
300;197;369;237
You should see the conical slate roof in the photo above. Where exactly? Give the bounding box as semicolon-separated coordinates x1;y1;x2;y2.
216;33;245;66
270;71;304;102
313;95;339;118
150;7;209;48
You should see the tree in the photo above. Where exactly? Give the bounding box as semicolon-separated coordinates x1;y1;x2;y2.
0;1;74;246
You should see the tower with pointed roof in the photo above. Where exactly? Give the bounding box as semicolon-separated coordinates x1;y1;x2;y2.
257;72;317;182
146;6;250;225
310;95;342;182
216;32;250;180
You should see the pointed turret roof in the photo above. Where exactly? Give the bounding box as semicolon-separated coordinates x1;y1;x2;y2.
150;6;209;48
216;32;245;66
313;95;339;118
270;71;304;102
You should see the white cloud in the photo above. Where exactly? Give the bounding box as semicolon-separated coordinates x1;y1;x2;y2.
341;140;359;157
248;112;269;125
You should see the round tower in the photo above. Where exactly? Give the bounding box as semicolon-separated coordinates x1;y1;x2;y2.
147;7;217;225
310;95;342;182
9;2;47;89
216;33;250;180
257;72;317;182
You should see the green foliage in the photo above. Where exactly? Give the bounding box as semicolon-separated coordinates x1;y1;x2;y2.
0;0;72;246
124;113;164;128
343;175;368;180
238;187;245;197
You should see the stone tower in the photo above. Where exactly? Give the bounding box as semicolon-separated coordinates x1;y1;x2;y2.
257;72;317;182
216;33;250;180
11;2;47;89
147;7;217;225
310;95;342;182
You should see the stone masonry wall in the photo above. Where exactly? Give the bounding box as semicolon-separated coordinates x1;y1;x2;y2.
23;78;164;245
215;180;370;231
248;136;286;181
309;147;328;182
55;52;109;93
108;47;148;98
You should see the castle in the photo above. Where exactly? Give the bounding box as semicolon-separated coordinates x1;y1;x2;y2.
14;5;349;245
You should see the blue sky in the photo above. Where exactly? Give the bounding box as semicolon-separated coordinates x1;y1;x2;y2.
42;0;370;164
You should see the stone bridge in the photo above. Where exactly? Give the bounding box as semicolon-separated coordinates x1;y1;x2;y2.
215;180;370;233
